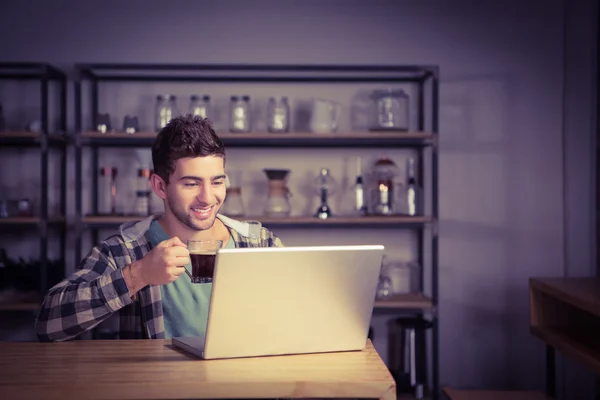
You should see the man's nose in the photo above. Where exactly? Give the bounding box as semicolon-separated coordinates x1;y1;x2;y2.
196;183;215;204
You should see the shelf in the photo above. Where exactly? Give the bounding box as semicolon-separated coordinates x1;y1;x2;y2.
0;62;66;79
82;215;433;229
531;326;600;377
0;217;65;226
0;302;40;311
374;293;433;310
530;277;600;317
77;63;436;82
79;131;435;148
530;278;600;381
0;131;66;147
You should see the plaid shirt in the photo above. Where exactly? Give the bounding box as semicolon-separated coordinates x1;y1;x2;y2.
35;214;284;342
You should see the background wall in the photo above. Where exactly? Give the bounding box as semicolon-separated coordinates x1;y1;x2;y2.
0;0;596;398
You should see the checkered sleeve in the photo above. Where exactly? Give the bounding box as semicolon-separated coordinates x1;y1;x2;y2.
35;240;134;342
262;227;284;247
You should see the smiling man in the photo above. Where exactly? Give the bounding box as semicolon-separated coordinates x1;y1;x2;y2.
35;115;283;342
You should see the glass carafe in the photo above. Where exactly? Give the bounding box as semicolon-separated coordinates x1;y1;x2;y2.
263;169;291;217
222;170;245;217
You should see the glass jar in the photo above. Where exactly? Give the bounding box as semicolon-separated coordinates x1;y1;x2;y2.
229;95;251;133
155;94;178;132
382;260;420;294
190;95;210;119
370;89;409;131
267;97;290;133
369;157;400;216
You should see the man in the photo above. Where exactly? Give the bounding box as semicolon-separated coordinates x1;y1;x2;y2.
35;115;283;342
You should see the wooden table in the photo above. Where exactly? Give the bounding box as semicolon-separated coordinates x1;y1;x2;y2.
529;277;600;398
0;339;396;400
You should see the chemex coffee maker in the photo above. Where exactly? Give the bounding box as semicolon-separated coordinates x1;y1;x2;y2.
222;170;246;217
263;169;291;217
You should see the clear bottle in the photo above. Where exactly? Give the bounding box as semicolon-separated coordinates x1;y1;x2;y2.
267;97;290;133
229;95;251;133
155;94;178;132
190;95;210;119
133;168;152;216
351;157;367;216
406;157;421;216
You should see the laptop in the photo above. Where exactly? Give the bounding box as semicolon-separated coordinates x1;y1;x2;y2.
172;244;384;359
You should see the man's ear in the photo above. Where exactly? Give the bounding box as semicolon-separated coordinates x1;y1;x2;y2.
150;174;167;200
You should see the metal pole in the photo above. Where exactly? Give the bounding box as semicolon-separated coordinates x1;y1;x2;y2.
431;68;440;400
75;79;82;268
40;72;49;293
546;345;556;398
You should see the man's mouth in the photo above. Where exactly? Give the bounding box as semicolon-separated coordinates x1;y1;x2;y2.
191;205;214;218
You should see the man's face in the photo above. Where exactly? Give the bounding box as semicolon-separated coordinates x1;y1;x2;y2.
163;155;226;231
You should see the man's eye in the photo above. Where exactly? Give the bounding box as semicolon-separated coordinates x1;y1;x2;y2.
213;181;224;186
184;183;198;187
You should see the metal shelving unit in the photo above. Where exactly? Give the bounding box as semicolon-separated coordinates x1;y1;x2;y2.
0;63;68;308
74;63;439;398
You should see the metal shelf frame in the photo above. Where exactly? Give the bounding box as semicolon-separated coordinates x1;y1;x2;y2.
0;62;68;296
74;63;439;398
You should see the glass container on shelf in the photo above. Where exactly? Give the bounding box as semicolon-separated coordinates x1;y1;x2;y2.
222;170;245;217
381;258;421;295
155;94;178;132
313;168;338;219
229;95;252;133
369;88;409;131
405;157;421;216
133;167;152;216
348;157;367;216
267;97;290;133
263;169;291;217
123;115;139;134
96;113;111;134
190;95;210;119
369;156;400;216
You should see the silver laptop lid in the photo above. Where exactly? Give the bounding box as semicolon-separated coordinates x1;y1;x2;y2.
203;244;384;359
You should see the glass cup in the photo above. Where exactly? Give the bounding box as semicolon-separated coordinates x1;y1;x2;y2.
186;240;223;284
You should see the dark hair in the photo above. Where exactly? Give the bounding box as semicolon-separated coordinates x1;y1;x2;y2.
152;115;225;183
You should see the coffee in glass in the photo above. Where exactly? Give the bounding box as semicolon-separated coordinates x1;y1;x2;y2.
186;240;223;284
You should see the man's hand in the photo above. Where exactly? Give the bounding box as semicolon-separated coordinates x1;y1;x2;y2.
134;236;190;287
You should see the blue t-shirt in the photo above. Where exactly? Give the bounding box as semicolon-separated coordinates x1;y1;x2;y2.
146;220;235;339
